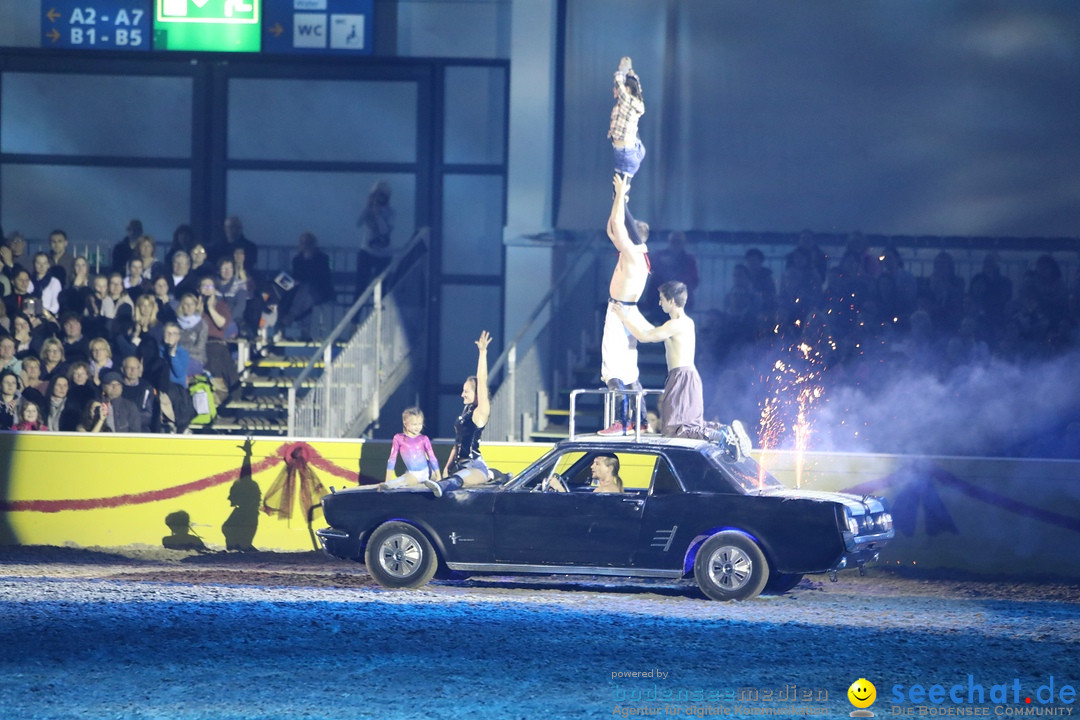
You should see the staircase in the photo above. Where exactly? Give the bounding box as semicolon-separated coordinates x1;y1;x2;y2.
194;338;332;436
196;228;433;438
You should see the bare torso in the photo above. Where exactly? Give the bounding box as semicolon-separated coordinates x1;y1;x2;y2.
663;314;696;371
609;246;650;302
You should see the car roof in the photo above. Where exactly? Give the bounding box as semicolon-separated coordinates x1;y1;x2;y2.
554;434;710;453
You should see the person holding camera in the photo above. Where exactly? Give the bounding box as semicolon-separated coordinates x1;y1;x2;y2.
76;398;110;432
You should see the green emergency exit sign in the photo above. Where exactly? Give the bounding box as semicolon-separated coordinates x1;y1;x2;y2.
153;0;261;52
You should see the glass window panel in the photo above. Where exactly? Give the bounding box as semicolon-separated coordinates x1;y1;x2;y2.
226;170;416;261
1;164;190;262
441;174;504;276
438;284;500;388
0;72;192;157
396;3;508;59
0;5;40;48
444;65;506;165
228;78;417;162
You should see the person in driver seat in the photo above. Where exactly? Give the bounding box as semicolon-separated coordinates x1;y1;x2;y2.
591;453;624;493
551;453;624;493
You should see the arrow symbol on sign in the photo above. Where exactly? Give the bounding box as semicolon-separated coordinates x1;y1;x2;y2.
46;8;61;22
269;22;284;38
192;0;209;8
46;28;60;42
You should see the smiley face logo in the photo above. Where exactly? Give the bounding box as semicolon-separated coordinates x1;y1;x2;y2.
848;678;877;710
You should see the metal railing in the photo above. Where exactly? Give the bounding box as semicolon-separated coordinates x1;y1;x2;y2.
484;238;601;442
287;229;430;438
567;387;664;441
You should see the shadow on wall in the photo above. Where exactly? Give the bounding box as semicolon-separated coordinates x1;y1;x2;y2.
162;510;208;552
223;437;261;552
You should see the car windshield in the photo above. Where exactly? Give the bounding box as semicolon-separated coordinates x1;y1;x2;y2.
705;445;786;493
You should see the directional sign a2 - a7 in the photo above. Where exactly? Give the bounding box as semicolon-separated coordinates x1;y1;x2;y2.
42;1;152;50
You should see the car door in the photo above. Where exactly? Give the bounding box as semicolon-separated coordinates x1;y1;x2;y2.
492;450;648;567
632;451;699;571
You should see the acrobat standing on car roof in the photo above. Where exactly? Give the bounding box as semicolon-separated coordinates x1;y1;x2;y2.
613;280;752;455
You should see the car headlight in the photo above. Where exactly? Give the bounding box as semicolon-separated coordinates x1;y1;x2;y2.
845;510;860;535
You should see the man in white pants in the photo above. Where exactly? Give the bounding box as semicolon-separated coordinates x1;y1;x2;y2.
599;173;651;435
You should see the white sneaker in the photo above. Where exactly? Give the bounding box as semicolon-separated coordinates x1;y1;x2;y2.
731;420;753;457
422;479;443;498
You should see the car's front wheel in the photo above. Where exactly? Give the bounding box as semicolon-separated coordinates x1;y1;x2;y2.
364;522;438;589
694;531;769;601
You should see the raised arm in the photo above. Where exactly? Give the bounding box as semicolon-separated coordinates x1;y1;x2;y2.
472;330;492;427
607;174;634;253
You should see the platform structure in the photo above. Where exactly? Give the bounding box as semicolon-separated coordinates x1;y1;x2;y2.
567;387;664;441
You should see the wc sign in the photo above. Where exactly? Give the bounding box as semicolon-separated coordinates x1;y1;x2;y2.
293;13;328;48
263;0;372;54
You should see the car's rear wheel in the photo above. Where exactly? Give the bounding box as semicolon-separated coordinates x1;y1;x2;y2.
694;531;769;601
364;522;438;589
763;572;804;595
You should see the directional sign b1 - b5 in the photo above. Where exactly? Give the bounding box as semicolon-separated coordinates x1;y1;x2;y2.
41;0;153;51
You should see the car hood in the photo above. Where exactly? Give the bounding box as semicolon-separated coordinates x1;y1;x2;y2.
758;488;887;515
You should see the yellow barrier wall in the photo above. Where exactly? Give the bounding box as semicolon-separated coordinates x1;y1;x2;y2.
0;433;548;553
2;433;1078;580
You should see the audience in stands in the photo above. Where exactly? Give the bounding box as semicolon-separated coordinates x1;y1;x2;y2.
13;400;47;432
215;257;249;331
277;231;334;342
111;219;143;274
188;243;214;288
44;374;79;431
214;216;258;273
136;235;165;281
124;258;146;297
121;355;160;433
60;314;91;363
167;224;195;265
175;293;208;377
58;256;93;316
2;221;1076;451
101;370;143;433
197;275;239;396
39;338;67;382
102;273;134;322
170;251;196;298
76;398;109;432
66;361;97;410
30;253;62;315
88;336;114;384
0;335;20;374
48;230;76;288
644;231;700;322
0;368;20;430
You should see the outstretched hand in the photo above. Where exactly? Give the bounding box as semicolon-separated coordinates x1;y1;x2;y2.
475;330;492;352
612;172;630;197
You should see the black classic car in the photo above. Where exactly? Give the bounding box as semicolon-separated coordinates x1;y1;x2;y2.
317;435;893;601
